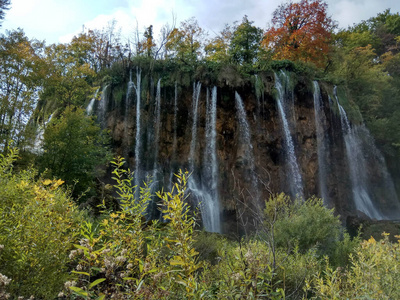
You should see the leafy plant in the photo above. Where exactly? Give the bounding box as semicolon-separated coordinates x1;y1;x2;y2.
307;233;400;299
0;147;85;299
39;106;111;199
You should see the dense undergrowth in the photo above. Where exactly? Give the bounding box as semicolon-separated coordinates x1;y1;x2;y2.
1;148;399;299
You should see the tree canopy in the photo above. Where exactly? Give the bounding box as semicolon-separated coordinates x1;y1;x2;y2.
39;106;110;197
229;15;263;65
262;0;335;67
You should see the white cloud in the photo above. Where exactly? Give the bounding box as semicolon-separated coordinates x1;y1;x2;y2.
2;0;400;44
59;10;134;43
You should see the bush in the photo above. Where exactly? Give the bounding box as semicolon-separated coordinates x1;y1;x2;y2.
200;239;284;299
62;158;203;299
39;106;111;199
0;147;85;299
307;233;400;299
265;193;342;255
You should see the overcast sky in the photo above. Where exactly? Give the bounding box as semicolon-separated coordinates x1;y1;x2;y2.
1;0;400;44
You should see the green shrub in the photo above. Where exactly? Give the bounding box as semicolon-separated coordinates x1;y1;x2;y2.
265;193;341;255
307;233;400;299
0;147;85;299
199;239;284;299
63;159;203;299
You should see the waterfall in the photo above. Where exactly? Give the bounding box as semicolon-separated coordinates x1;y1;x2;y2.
333;89;400;219
132;68;142;193
337;104;382;218
32;113;53;154
152;79;162;183
187;82;221;233
86;88;99;115
235;92;260;205
202;86;220;231
98;85;109;128
123;71;134;151
313;81;329;203
126;69;134;110
274;72;303;198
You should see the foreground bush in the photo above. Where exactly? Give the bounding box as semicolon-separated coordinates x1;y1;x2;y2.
307;233;400;299
61;157;202;299
0;148;85;299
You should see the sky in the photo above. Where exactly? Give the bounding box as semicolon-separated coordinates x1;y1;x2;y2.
1;0;400;44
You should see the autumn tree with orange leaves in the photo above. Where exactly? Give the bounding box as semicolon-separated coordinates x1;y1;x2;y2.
262;0;336;67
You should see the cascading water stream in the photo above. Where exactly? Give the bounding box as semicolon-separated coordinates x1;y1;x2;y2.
132;68;142;195
274;72;303;198
313;81;329;203
32;113;54;154
98;85;109;128
202;86;221;232
234;92;260;205
126;69;134;110
152;79;162;184
86;88;99;115
334;89;385;219
187;82;221;233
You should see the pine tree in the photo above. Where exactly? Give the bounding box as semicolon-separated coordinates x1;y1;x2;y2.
0;0;11;25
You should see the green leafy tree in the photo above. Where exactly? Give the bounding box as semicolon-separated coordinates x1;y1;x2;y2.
205;24;233;62
39;106;110;198
166;17;206;63
229;15;263;65
350;9;400;56
39;38;98;111
0;29;45;151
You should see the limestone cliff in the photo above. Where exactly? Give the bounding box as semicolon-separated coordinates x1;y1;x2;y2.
91;66;400;233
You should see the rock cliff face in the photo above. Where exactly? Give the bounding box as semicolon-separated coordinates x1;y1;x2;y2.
93;67;400;233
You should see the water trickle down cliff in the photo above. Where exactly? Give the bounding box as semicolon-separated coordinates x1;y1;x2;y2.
97;68;400;232
333;88;400;219
313;81;329;204
274;71;303;199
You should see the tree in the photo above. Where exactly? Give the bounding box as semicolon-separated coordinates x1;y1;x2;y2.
39;40;97;109
39;106;110;198
166;17;206;63
262;0;335;67
350;9;400;56
0;29;45;151
143;25;156;58
0;0;10;25
205;24;233;62
229;16;263;65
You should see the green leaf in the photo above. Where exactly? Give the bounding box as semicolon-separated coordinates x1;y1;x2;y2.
69;286;88;297
72;270;90;276
122;276;135;281
89;278;106;289
73;244;89;251
96;295;105;300
170;259;184;266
